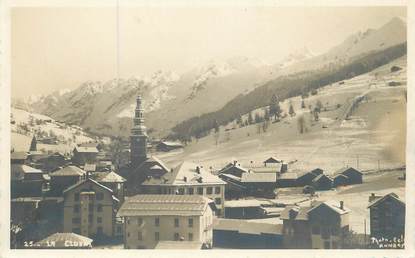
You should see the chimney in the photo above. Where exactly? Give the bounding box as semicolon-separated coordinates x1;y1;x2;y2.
196;166;200;174
184;176;187;182
369;193;376;202
170;168;174;173
86;171;90;180
340;201;344;210
233;160;237;166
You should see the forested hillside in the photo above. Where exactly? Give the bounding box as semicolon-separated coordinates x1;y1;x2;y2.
170;43;407;141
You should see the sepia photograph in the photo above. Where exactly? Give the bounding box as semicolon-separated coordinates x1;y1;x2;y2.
1;0;413;256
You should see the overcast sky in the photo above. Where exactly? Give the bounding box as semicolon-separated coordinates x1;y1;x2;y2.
11;6;406;98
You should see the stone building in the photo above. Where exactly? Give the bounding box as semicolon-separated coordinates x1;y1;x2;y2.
141;161;226;216
117;194;213;249
62;177;120;238
281;200;350;249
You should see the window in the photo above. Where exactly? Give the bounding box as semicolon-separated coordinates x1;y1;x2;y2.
88;204;94;212
74;193;80;201
174;218;179;227
215;187;221;194
155;232;160;241
207;187;213;194
73;205;79;213
215;198;222;205
188;218;193;228
216;209;222;216
117;226;122;233
155;217;160;227
138;231;143;241
97;217;102;223
321;227;330;239
188;233;193;241
138;218;143;226
88;214;93;223
188;188;194;195
197;187;203;195
324;241;330;249
96;192;104;200
97;204;103;212
311;225;320;235
72;218;80;224
73;228;80;234
178;188;184;195
174;233;180;241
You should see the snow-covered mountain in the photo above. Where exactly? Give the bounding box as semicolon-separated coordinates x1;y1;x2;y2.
21;17;406;138
277;47;316;69
277;17;407;74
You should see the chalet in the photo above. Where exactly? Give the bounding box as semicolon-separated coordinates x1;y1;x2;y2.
336;167;363;185
63;177;120;238
276;172;299;188
218;161;249;177
311;174;333;191
92;171;126;201
34;233;93;249
11;164;46;198
117;194;214;249
142;161;226;216
263;156;282;167
296;169;323;187
72;146;99;166
213;218;283;249
368;193;405;240
37;152;67;172
11;152;28;164
281;201;350;249
333;174;349;187
49;166;86;196
156;141;184;152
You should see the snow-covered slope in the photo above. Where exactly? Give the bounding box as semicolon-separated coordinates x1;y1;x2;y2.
11;107;95;153
22;17;406;138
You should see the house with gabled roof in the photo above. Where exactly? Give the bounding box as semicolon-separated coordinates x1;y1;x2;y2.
117;194;214;249
92;171;126;201
142;161;226;216
263;156;282;167
11;163;46;198
336;167;363;185
311;174;333;190
49;165;86;196
63;177;120;239
368;192;405;240
72;146;99;166
281;200;350;249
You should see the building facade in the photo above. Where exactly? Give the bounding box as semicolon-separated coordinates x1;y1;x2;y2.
117;195;213;249
281;201;350;249
368;193;405;240
142;161;226;216
63;178;119;238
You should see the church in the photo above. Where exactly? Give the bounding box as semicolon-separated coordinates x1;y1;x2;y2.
119;96;226;216
119;95;170;196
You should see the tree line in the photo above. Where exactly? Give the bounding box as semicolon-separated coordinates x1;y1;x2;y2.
169;43;407;142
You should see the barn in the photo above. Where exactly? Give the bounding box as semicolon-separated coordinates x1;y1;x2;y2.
311;174;333;190
333;174;349;187
337;167;363;184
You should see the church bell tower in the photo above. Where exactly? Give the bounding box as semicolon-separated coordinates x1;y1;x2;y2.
130;95;148;168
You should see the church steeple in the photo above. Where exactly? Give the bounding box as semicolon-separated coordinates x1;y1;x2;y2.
130;95;148;168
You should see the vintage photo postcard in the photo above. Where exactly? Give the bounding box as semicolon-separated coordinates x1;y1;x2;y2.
1;0;414;257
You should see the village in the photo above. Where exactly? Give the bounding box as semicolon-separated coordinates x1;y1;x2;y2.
10;94;406;250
